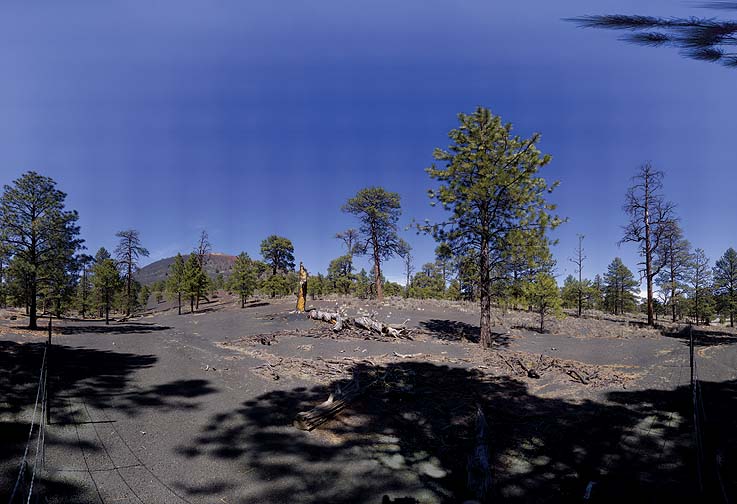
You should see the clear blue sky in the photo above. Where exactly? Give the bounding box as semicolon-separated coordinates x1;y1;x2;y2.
1;1;735;287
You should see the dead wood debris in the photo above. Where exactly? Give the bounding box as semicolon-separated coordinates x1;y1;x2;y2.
307;309;413;339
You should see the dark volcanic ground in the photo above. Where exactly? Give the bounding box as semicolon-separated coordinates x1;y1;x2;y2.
2;297;735;503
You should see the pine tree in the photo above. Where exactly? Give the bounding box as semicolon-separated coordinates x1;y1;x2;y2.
0;172;83;328
343;187;403;302
688;248;712;325
183;253;207;313
713;247;737;327
138;284;150;312
523;272;563;332
569;6;737;69
228;252;257;308
435;243;454;290
76;254;94;318
327;254;353;295
655;221;691;322
423;107;561;347
92;256;121;325
603;258;639;315
114;229;149;316
166;253;186;315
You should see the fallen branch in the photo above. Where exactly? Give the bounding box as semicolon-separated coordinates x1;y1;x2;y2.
294;376;363;431
392;351;423;359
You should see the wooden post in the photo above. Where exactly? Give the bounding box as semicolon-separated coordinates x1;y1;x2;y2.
46;315;51;425
296;262;308;312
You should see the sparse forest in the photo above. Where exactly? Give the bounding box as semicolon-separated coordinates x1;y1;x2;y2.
1;109;735;330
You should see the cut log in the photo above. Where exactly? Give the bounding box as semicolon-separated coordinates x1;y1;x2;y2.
294;377;362;431
467;406;493;503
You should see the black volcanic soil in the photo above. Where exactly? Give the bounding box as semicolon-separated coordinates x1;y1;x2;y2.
1;297;735;503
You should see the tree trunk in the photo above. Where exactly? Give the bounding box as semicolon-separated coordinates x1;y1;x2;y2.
178;292;182;315
479;238;492;348
126;261;132;316
105;296;110;325
29;277;37;329
540;308;545;333
191;296;195;314
373;252;383;302
644;175;655;326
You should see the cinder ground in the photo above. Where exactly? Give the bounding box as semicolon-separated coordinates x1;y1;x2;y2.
2;296;735;503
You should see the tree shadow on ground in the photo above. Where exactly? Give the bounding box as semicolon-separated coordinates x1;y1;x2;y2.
56;321;172;335
175;360;722;503
419;319;513;347
662;325;737;348
0;341;216;502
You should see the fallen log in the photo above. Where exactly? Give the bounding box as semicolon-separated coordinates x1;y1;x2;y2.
294;377;363;431
307;309;344;332
354;316;409;338
467;405;493;502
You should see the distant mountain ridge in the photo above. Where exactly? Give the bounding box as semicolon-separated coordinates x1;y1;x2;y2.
135;253;237;286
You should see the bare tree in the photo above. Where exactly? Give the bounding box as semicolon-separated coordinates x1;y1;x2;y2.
400;240;413;297
335;228;359;271
620;163;676;326
569;234;586;317
114;229;149;316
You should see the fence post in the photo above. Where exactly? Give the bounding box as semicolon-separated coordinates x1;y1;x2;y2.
46;315;51;425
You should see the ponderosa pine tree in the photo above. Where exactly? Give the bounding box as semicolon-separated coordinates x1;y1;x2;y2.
523;272;562;333
260;235;295;276
327;254;353;294
114;229;149;316
655;221;691;322
620;163;676;326
343;187;403;302
423;107;561;348
433;243;452;289
228;252;257;308
0;172;83;328
713;247;737;327
688;248;712;325
76;254;94;318
166;253;186;315
603;258;639;315
183;253;208;313
92;255;121;325
569;5;737;69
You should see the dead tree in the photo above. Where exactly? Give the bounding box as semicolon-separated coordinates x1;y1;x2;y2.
620;163;676;326
569;234;586;317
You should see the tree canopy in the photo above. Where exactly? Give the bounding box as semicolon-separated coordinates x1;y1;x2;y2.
423;106;561;347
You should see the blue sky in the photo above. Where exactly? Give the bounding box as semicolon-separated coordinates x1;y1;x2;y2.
1;1;735;286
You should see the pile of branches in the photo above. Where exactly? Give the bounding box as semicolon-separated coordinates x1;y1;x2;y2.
490;351;628;388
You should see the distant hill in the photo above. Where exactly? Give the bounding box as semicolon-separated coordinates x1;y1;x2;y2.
135;253;237;286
